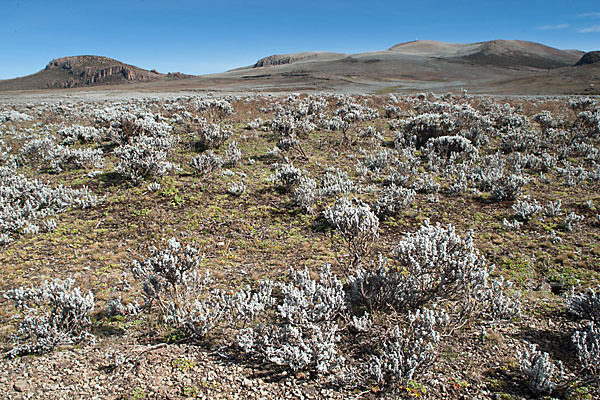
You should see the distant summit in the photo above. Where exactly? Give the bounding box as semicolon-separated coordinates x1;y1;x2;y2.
0;40;595;94
388;39;582;69
0;55;161;90
250;40;582;73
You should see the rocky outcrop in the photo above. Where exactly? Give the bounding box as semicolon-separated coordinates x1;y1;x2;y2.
253;54;311;68
167;72;196;79
252;52;347;68
575;51;600;66
43;56;160;88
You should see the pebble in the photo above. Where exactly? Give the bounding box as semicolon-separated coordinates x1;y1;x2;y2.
0;341;357;399
13;380;28;392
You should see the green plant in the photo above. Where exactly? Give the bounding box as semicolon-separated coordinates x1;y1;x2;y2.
182;385;199;397
567;382;593;400
172;357;196;373
401;380;426;397
500;256;532;286
164;328;188;343
131;387;145;400
450;377;469;390
132;208;151;217
171;193;185;206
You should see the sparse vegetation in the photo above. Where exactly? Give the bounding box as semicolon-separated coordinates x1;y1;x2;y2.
1;92;600;399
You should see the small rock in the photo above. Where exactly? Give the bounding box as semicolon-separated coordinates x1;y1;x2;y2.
13;380;28;392
536;281;552;292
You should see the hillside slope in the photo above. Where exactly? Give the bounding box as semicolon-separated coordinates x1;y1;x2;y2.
0;55;162;90
0;40;596;95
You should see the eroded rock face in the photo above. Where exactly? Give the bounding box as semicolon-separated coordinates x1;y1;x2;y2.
166;72;196;79
44;56;160;88
253;54;310;68
575;51;600;66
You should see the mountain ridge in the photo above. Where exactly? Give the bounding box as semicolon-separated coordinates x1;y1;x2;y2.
0;40;597;94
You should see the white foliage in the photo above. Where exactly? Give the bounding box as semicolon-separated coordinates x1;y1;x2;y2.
374;184;415;218
323;197;379;263
369;308;444;384
565;286;600;322
115;135;178;183
189;151;223;175
4;278;95;357
270;163;303;190
225;140;242;166
572;322;600;375
196;122;233;149
391;220;488;309
0;165;100;244
319;168;355;198
564;212;584;231
227;180;246;196
0;110;33;122
512;196;541;222
293;176;318;213
237;266;345;374
517;344;563;395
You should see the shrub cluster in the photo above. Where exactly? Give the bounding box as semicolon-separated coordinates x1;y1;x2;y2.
4;278;94;358
114;135;179;183
323;197;379;266
0;165;100;244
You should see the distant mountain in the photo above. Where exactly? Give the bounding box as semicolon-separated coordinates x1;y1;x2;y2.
444;40;582;69
0;55;162;90
221;39;583;86
0;40;596;95
218;39;594;95
251;40;582;70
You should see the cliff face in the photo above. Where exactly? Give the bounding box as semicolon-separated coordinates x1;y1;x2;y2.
252;52;347;68
43;56;161;88
253;54;311;68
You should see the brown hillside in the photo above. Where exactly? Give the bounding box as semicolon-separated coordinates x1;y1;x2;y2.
0;40;595;94
387;39;582;69
456;40;582;69
0;55;161;90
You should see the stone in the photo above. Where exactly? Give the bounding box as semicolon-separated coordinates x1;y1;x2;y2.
13;380;28;392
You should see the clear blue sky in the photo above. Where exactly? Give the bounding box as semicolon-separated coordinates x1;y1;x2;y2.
1;0;599;79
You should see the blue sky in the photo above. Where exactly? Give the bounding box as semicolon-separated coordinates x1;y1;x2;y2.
1;0;599;79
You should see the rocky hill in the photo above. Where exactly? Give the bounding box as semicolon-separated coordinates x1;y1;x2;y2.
0;40;596;94
0;55;162;90
251;40;582;70
575;51;600;66
253;52;346;68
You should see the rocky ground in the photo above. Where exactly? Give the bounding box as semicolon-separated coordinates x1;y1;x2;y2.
0;91;599;399
0;340;348;400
